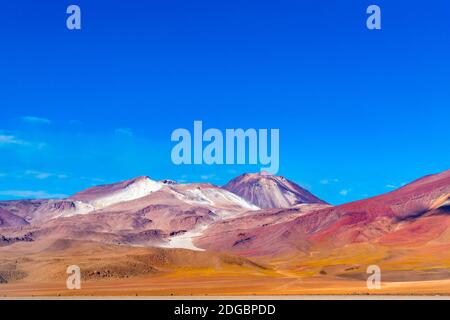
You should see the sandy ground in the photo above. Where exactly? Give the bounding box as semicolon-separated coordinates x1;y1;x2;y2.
2;272;450;297
2;239;450;297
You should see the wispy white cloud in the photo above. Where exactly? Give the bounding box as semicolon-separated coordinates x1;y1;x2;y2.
115;128;133;137
25;170;52;180
320;178;340;185
0;135;29;146
24;170;68;180
0;133;47;150
385;184;398;189
21;116;51;124
339;189;350;196
0;190;68;199
200;174;215;180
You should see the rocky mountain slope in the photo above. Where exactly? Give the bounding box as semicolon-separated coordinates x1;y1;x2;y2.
223;172;327;208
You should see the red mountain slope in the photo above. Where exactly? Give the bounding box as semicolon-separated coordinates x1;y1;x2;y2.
198;169;450;256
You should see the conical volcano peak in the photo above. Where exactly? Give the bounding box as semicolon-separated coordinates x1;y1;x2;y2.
223;173;327;208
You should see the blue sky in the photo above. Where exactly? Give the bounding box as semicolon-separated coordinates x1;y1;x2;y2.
0;1;449;204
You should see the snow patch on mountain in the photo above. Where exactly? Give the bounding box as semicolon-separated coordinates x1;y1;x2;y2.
52;201;96;219
160;225;208;251
73;177;163;209
171;187;259;211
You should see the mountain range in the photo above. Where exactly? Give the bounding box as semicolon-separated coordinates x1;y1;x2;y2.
0;169;449;295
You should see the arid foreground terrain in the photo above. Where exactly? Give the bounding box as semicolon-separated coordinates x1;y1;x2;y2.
0;170;449;296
